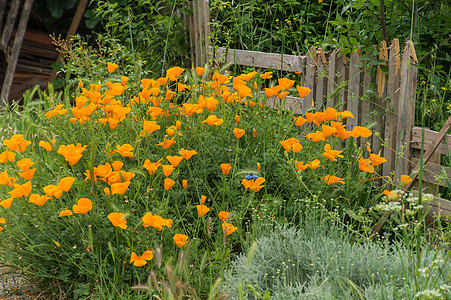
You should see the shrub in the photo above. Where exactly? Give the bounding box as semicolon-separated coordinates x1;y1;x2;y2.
223;221;451;299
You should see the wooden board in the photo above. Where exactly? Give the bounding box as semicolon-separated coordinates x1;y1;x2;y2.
208;46;306;72
395;41;418;181
411;158;451;187
346;51;361;131
383;39;401;178
411;127;451;156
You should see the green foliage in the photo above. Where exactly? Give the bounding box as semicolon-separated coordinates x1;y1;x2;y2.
85;0;191;75
223;221;451;299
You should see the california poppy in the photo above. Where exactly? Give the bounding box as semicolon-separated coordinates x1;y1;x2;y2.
220;163;232;175
28;194;50;206
130;250;153;267
400;175;412;186
359;157;374;173
73;198;92;214
233;128;245;139
222;222;238;236
107;62;118;73
108;212;127;229
196;205;210;217
179;148;197;160
218;211;230;222
59;208;73;217
321;175;345;185
173;234;189;248
164;178;175;190
166;156;183;167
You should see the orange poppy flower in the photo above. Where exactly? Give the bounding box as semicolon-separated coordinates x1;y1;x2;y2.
202;115;223;126
142;212;173;230
166;155;183;167
220;163;232;175
57;143;87;166
306;159;323;170
130;250;153;267
111;181;131;195
9;181;32;199
218;211;230;222
306;131;325;142
157;137;176;150
369;153;387;166
107;62;118;73
140;121;161;137
295;116;308;127
400;175;412;186
28;194;50;206
164;178;175;190
241;177;265;192
72;198;92;214
321;175;345;185
166;66;185;81
279;137;300;152
142;159;162;175
196;204;210;217
0;198;13;209
114;144;135;157
19;168;36;181
58;208;73;217
295;161;309;171
162;165;174;177
39;141;53;151
182;179;188;189
324;107;339;121
322;144;344;162
182;103;203;116
235;115;241;124
173;234;189;248
108;212;127;229
278;78;295;90
3;134;31;153
352;126;372;138
179;148;197;160
359;157;374;173
233;128;245;139
236;85;253;98
222;222;238;236
321;125;338;137
260;72;273;79
296;85;312;98
196;67;205;76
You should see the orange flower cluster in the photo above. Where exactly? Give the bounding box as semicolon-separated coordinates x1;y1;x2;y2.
142;212;173;230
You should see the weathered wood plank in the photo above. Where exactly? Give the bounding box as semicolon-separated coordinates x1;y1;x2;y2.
265;94;304;115
411;127;451;156
336;51;348;112
315;50;328;110
346;50;361;131
193;1;200;67
0;0;33;105
395;41;418;182
0;0;20;50
383;39;401;178
326;50;338;108
208;46;306;72
304;47;316;109
411;158;451;187
0;0;7;33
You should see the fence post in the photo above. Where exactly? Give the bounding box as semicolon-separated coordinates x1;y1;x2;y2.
346;49;362;131
382;39;401;178
395;41;418;182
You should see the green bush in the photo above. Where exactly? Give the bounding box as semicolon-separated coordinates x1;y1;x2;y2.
223;221;451;299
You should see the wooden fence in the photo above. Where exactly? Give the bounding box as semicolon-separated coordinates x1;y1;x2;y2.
188;1;450;207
